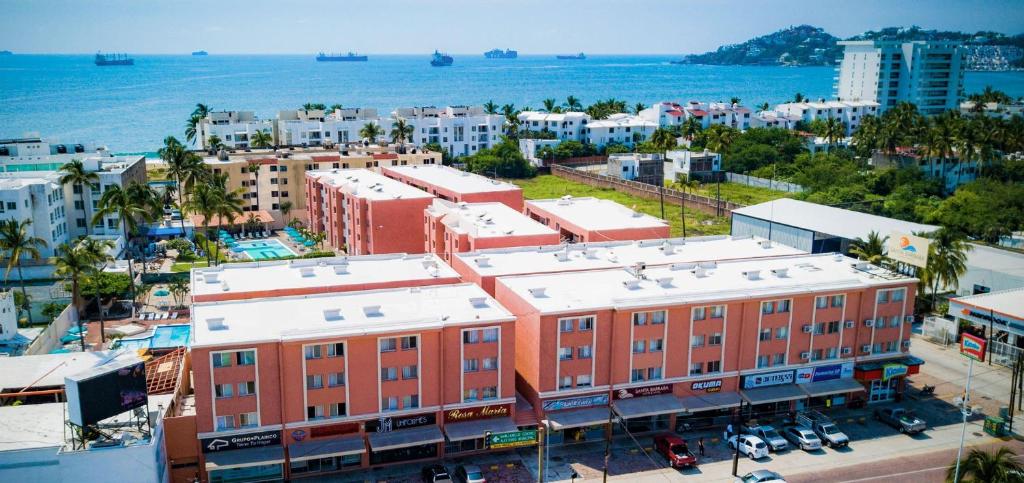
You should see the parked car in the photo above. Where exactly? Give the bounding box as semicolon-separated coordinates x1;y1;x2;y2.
795;411;849;448
782;426;822;451
744;425;788;452
875;407;927;434
735;469;788;483
422;464;453;483
454;465;486;483
728;434;769;460
654;434;698;468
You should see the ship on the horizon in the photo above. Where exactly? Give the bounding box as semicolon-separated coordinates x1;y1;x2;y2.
316;52;368;62
485;48;517;59
191;50;208;56
556;53;586;60
431;50;453;66
94;52;134;66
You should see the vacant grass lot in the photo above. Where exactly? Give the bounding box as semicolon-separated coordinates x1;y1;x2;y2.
510;175;731;237
679;181;794;206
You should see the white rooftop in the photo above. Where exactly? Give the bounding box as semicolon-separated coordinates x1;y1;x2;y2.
952;288;1024;320
527;196;670;232
385;165;520;194
455;235;805;278
0;403;65;451
498;253;914;314
518;111;590;123
191;283;514;347
191;254;459;298
965;243;1024;274
586;114;656;129
0;175;59;190
429;200;556;238
0;350;135;392
308;168;433;201
732;199;938;241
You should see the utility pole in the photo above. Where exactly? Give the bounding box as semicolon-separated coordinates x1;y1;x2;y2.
537;425;545;483
953;356;974;483
731;401;743;476
602;406;614;483
659;184;665;220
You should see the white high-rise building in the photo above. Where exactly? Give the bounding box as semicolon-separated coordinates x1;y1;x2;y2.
835;40;965;115
0;176;68;258
196;111;274;150
516;111;591;141
583;113;657;148
392;106;505;157
276;108;383;147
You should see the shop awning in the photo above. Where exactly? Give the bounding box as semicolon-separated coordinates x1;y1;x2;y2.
545;407;611;430
366;426;444;452
741;384;807;405
444;417;518;442
679;392;742;413
288;436;366;462
800;378;866;398
612;394;686;419
855;355;925;372
204;446;285;470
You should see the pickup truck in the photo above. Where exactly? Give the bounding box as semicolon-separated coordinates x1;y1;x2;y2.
743;425;789;452
875;407;927;434
795;411;849;448
653;434;698;468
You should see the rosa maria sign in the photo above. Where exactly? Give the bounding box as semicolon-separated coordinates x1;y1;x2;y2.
961;333;987;362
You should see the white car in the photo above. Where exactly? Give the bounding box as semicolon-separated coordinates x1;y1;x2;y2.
728;434;769;460
735;470;787;482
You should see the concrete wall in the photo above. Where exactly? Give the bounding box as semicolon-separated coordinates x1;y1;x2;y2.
25;303;76;355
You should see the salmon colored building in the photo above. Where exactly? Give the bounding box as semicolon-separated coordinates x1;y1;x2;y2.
494;253;919;444
524;196;671;243
306;169;435;255
451;235;805;295
424;199;560;264
381;164;524;211
190;283;520;481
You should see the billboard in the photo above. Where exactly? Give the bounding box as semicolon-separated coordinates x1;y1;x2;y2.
961;333;987;362
202;429;280;453
742;370;794;389
65;357;148;427
887;232;930;268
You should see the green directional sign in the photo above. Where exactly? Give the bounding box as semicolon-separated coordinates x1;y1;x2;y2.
486;429;538;449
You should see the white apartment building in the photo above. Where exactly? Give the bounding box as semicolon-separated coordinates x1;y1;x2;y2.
959;101;1024;121
750;111;802;130
0;176;68;258
664;149;721;182
583;113;657;148
836;40;966;115
681;101;753;130
774;100;881;135
196;111;275;150
516;111;591;141
518;138;561;166
638;102;686;128
393;106;505;157
276;108;383;147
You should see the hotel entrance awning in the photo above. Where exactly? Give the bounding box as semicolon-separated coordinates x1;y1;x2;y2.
204;446;285;470
800;379;866;398
367;426;444;452
679;392;742;413
545;407;610;430
612;395;686;419
740;384;807;405
444;417;518;442
288;435;366;462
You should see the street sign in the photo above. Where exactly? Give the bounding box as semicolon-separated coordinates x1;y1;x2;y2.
486;429;538;449
961;333;987;362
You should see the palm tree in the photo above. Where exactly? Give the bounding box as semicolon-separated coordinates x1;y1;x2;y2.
302;102;326;111
822;118;846;148
729;97;741;106
168;278;190;309
92;183;158;302
757;102;770;112
359;122;383;144
565;96;583;112
633;103;646;115
923;228;971;311
328;103;344;113
54;239;110;350
852;115;881;156
185;103;211;145
279;200;293;219
57;159;99;236
793;93;806;103
250;130;272;149
501;104;520;137
0;219;48;325
483;100;498;115
183;183;221;266
947;447;1023;483
682;117;702;142
213;186;243;265
206;134;224;153
705;125;738;153
542;98;560;113
849;231;888;265
391;118;415;147
79;237;114;349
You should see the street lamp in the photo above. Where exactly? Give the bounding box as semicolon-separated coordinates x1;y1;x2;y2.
952;355;975;483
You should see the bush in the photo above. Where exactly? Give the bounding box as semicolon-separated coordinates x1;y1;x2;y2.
77;272;133;298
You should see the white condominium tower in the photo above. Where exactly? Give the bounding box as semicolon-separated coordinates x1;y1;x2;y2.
835;40;965;115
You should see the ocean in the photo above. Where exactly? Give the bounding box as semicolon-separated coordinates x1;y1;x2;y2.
2;54;1023;153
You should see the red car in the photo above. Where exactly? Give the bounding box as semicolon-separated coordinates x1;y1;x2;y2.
654;434;698;468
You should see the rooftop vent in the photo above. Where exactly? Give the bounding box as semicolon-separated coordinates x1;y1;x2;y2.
759;240;772;249
322;308;342;321
363;305;382;316
333;264;349;275
742;270;761;281
770;268;789;278
622;279;642;290
528;287;547;298
469;297;488;308
662;241;675;255
474;257;491;267
583;248;599;259
692;266;708;278
556;195;573;205
671;262;696;271
554;249;570;262
220;281;230;292
203;273;220;284
656;277;674;288
299;267;315;277
206;317;226;330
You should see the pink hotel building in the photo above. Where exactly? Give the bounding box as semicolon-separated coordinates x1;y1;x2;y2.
382;164;525;211
525;196;671;243
494;253;920;443
424;199;560;264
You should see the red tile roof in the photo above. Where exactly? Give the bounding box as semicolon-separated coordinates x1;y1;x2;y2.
311;155;340;162
372;153;399;160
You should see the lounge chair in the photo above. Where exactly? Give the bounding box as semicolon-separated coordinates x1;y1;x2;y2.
170;312;178;319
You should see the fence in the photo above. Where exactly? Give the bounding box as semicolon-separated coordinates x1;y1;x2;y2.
550;164;745;216
25;303;77;355
990;340;1022;369
725;172;805;193
921;316;958;347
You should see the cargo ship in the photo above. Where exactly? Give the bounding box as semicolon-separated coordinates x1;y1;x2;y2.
485;48;517;59
316;52;368;62
431;50;453;66
191;50;208;56
556;53;586;60
94;52;134;66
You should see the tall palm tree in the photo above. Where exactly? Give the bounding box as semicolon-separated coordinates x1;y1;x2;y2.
757;102;770;112
705;125;737;153
279;200;293;220
483;100;498;115
501;104;520;137
57;159;99;236
246;162;262;210
793;93;806;103
729;97;741;106
54;238;112;350
183;183;222;266
185;103;211;145
822;118;846;148
92;183;158;303
0;219;48;325
852;115;881;156
542;98;560;113
391;118;415;147
79;237;114;349
359;122;383;144
565;96;583;112
849;231;888;265
213;185;243;265
206;134;224;153
682;117;702;141
250;130;273;149
328;103;344;113
632;103;646;115
947;447;1023;483
923;228;972;311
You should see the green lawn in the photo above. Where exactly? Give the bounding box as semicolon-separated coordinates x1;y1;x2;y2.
171;260;209;272
679;181;794;206
510;175;731;237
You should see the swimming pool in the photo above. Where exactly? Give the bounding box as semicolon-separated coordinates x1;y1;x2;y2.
236;239;297;260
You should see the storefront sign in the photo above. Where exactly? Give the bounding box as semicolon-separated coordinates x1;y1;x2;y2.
950;303;1024;335
882;363;908;381
887;231;930;268
961;333;987;362
201;429;281;453
796;362;854;384
291;429;307;441
487;429;538;449
309;422;359;438
365;413;437;433
691;379;723;393
444;404;511;423
614;384;672;399
742;370;794;389
542;394;609;412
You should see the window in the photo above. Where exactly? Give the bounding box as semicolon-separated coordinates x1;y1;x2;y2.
648;367;663;380
578;317;594;331
464;359;479;372
213;353;232;368
831;295;845;308
559;376;573;389
559;319;574;332
401;336;417;350
482;328;499;342
482;357;498;370
382;397;399;411
828;320;840;334
827;347;839;359
576;374;592;387
886;340;898;352
892;290;905;302
649;339;664;352
693;307;706;321
402;365;418;380
558;347;573;360
329;403;346;417
710;306;724;318
239;412;258;428
773;353;786;365
329;372;345;387
816;297;828;309
708;333;722;346
380;367;398;381
307;374;323;389
577;345;593;359
631;368;645;382
464;389;479;401
215;383;233;398
890;316;901;328
872;343;883;354
706;360;721;373
216;415;235;431
633;312;647;326
304;345;322;360
307;405;325;420
327;343;344;357
236;350;255;366
762;302;775;315
379;338;397;352
691;335;705;348
463;330;479;343
759;329;771;341
402;395;419;409
777;300;791;313
481;386;498;399
776;327;789;340
632;340;646;353
757;355;769;368
689;363;703;376
814;322;825;335
877;291;889;304
651;311;666;324
238;381;256;396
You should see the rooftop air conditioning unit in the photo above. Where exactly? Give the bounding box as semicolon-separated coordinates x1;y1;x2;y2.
203;273;220;284
333;265;349;275
742;270;761;281
528;287;547;298
322;309;342;321
300;267;315;277
864;319;874;328
554;251;569;262
474;257;491;267
844;320;855;329
656;277;673;288
363;305;382;316
799;351;810;360
902;340;912;348
802;324;813;333
692;267;708;278
770;268;788;277
622;280;641;290
662;241;675;255
759;240;772;249
841;347;852;355
469;297;488;308
861;345;872;354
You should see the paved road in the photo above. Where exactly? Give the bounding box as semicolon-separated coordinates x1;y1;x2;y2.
911;334;1014;408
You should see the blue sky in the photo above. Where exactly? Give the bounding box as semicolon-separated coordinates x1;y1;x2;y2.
2;0;1023;54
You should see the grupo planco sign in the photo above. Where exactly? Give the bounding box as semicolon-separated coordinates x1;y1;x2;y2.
444;404;511;423
201;429;280;453
613;384;672;400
